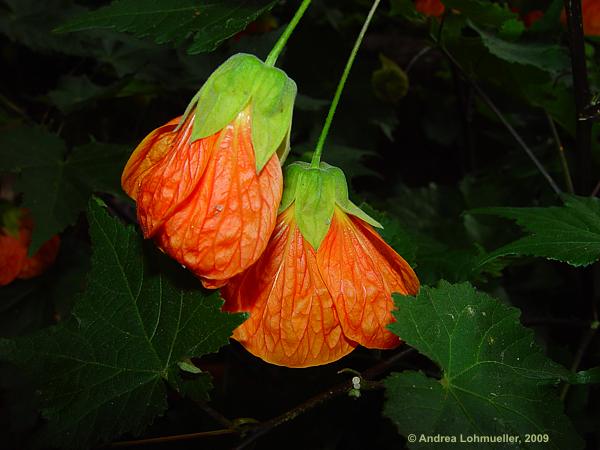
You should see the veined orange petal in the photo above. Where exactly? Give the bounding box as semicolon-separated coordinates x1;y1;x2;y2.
222;208;357;368
317;209;420;349
135;114;214;237
121;116;181;200
0;232;27;286
18;235;60;280
156;107;283;288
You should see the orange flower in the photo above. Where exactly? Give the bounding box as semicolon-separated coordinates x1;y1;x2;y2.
122;106;283;289
415;0;445;17
0;209;60;286
222;205;419;368
122;53;295;288
523;10;544;28
561;0;600;36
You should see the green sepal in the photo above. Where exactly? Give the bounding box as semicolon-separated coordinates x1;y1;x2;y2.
327;165;382;229
186;53;296;173
280;161;382;251
294;165;337;251
190;53;263;140
252;67;296;171
0;203;22;237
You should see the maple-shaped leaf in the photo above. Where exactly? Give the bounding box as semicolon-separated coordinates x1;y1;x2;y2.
384;281;583;449
0;199;244;449
0;126;129;253
56;0;278;54
472;195;600;268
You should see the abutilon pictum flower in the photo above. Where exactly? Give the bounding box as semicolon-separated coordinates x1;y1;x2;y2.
523;10;544;28
414;0;445;17
121;54;296;288
561;0;600;36
222;162;420;368
0;208;60;286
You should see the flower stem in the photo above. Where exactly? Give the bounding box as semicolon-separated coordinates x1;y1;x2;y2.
311;0;381;168
265;0;312;67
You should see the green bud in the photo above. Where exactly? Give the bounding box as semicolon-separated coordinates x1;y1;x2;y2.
185;53;297;172
280;161;382;250
371;54;409;104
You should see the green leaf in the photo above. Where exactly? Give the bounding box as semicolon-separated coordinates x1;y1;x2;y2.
0;200;244;449
384;281;583;450
47;76;125;114
0;127;130;253
472;195;600;267
56;0;278;54
470;22;570;76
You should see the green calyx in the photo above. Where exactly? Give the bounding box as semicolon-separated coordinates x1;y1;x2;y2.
280;161;382;250
184;53;297;172
0;203;22;237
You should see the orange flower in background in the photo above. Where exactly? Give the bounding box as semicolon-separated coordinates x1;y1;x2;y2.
523;9;544;28
121;53;296;288
415;0;445;17
122;106;282;289
0;209;60;286
222;165;420;368
561;0;600;36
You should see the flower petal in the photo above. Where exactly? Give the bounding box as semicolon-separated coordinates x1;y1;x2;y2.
0;232;27;286
135;114;215;237
121;116;180;200
156;107;283;287
317;210;419;349
222;209;357;368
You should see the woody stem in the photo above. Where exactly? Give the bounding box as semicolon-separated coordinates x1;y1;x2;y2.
311;0;381;168
265;0;312;66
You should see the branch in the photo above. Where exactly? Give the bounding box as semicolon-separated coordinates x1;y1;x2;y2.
563;0;593;195
233;348;416;450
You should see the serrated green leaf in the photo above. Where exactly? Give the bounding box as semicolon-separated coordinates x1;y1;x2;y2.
56;0;278;54
472;195;600;267
0;200;244;449
384;281;583;450
47;75;108;113
0;127;130;253
470;22;570;76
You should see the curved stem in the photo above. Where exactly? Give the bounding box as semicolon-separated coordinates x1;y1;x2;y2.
311;0;381;168
265;0;312;66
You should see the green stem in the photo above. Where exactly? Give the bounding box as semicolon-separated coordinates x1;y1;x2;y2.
311;0;381;168
265;0;312;66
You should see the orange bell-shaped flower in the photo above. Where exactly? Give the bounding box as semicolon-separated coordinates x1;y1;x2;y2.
561;0;600;36
0;208;60;286
222;163;419;367
121;54;296;288
415;0;445;17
